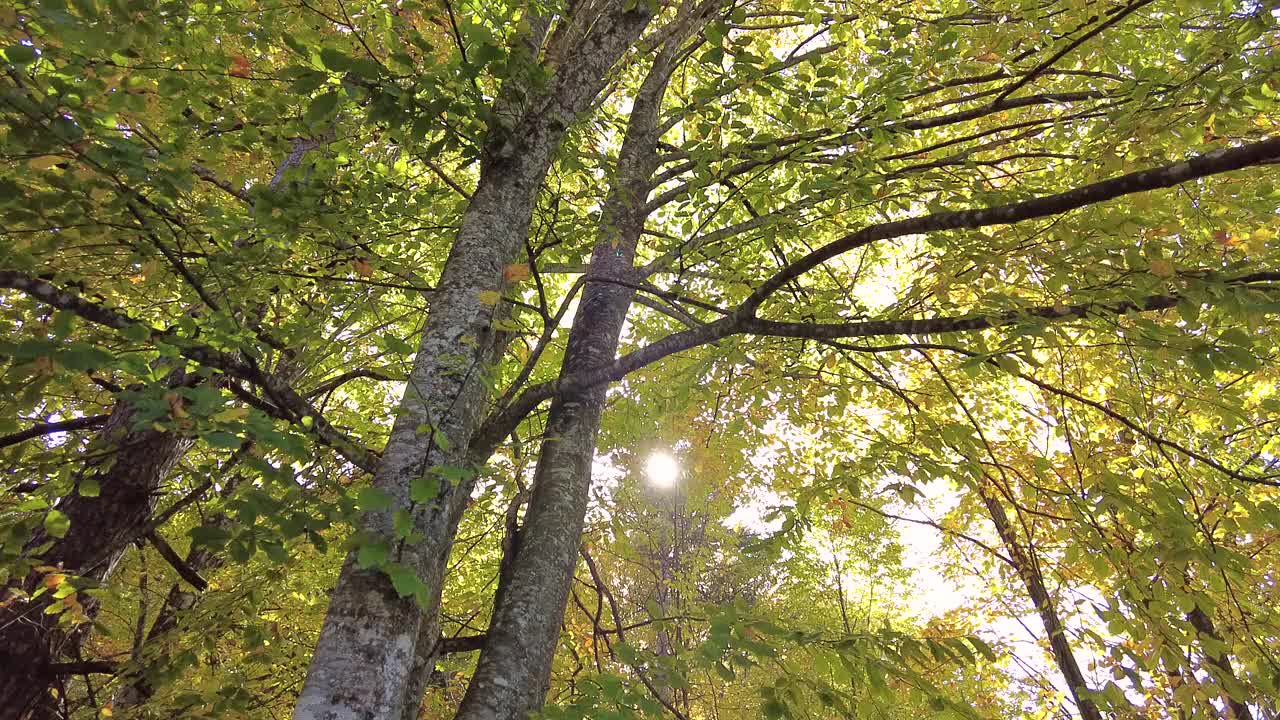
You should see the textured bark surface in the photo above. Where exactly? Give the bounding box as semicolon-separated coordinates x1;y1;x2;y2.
293;148;546;720
455;15;695;714
292;6;655;720
0;394;195;720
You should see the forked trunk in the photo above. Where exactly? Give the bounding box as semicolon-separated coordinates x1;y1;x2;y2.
293;6;655;719
455;15;702;714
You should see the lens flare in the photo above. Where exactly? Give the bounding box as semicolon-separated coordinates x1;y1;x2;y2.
645;451;680;488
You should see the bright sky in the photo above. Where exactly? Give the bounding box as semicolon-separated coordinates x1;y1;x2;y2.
611;442;1101;716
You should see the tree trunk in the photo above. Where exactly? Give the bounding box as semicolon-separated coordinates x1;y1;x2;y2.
110;472;244;710
455;16;699;715
1186;605;1254;720
978;488;1103;720
292;6;654;720
0;388;196;720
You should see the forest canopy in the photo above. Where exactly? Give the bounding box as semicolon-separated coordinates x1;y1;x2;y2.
1;0;1279;719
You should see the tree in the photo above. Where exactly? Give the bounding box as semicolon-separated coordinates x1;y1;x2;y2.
2;0;1278;719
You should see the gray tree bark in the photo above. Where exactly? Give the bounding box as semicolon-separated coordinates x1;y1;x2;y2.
454;9;710;715
292;5;655;720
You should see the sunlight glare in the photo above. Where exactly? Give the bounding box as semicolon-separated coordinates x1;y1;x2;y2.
645;451;680;488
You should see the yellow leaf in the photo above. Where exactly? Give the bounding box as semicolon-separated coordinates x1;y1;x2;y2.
477;290;502;306
28;155;61;171
212;407;250;422
165;391;188;419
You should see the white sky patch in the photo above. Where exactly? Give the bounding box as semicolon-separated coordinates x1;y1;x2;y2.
722;484;787;536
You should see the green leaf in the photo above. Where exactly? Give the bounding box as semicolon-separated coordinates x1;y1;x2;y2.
356;541;389;569
18;496;49;511
967;636;998;662
305;92;341;126
262;541;289;564
357;487;394;512
229;537;254;563
204;431;243;449
435;465;474;486
43;510;70;539
58;343;113;371
392;508;413;539
3;45;37;65
319;48;351;72
410;475;438;503
615;642;640;665
431;431;450;452
387;564;427;599
190;525;232;548
121;323;152;342
78;478;100;497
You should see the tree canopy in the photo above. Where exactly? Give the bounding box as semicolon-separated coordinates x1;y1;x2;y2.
1;0;1278;719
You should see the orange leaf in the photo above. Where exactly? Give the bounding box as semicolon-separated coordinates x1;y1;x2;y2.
352;259;374;278
165;391;188;419
503;263;530;283
974;51;999;63
1148;259;1175;278
229;56;252;78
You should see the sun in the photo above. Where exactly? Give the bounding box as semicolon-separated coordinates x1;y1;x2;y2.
645;451;680;488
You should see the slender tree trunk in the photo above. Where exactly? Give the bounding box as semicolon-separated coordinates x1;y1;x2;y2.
978;488;1103;720
1186;605;1254;720
110;467;246;710
455;15;703;715
293;7;655;720
0;384;196;720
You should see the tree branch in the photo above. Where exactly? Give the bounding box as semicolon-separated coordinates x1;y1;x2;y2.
0;414;110;449
45;661;118;676
146;531;209;591
305;369;398;399
0;271;379;472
